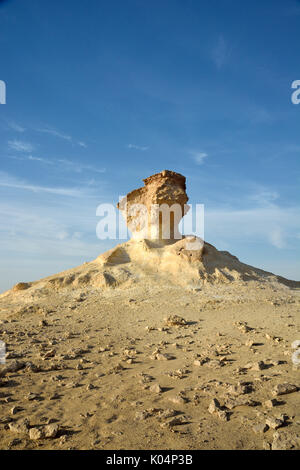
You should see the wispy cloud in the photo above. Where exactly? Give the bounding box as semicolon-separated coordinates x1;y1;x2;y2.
78;141;87;148
212;35;231;69
6;120;25;132
27;155;52;164
36;127;72;141
127;144;149;151
205;205;300;250
0;171;84;197
269;228;286;249
8;155;105;174
249;189;279;206
8;140;34;153
57;158;106;174
36;126;87;148
0;184;114;292
190;151;208;165
247;106;274;125
4;120;87;148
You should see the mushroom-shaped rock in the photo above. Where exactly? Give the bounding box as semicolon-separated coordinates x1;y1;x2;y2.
117;170;189;243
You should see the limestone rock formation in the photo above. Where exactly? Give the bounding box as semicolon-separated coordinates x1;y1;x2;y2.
1;169;300;298
117;170;189;242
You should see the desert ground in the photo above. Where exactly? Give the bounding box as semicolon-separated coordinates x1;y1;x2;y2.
0;238;299;451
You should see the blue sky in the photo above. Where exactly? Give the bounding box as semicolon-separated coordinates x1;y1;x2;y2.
0;0;300;292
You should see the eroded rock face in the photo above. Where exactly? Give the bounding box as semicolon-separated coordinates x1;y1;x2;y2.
117;170;189;242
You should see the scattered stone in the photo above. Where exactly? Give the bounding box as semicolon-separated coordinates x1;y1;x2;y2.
161;416;188;428
150;383;162;394
27;392;40;401
158;409;178;419
272;431;298;450
0;360;26;378
8;419;30;434
263;399;280;408
262;441;271;450
108;363;125;374
224;396;259;410
49;392;60;400
135;410;151;421
151;352;174;361
245;361;267;371
86;383;95;390
265;334;282;343
164;315;187;327
44;423;59;438
167;368;188;379
272;383;298;396
235;321;252;333
252;423;269;434
41;349;56;359
228;382;252;395
29;428;44;440
265;416;284;430
139;373;154;384
169;394;188;405
208;398;229;421
208;398;221;414
193;359;202;366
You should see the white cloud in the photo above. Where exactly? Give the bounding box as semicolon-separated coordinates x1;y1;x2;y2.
6;121;25;132
191;151;208;165
212;35;231;69
8;140;34;152
0;171;85;197
0;192;114;292
204;205;300;250
249;189;279;206
57;159;106;174
36;127;87;148
8;155;105;174
28;155;52;164
248;107;274;124
127;144;149;151
269;228;286;249
36;127;72;141
56;231;69;240
78;141;87;148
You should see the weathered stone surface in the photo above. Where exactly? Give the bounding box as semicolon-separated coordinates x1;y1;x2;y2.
44;423;59;438
150;383;162;394
265;416;284;430
12;282;31;292
165;315;187;327
0;360;26;378
252;423;269;434
272;383;298;396
117;170;189;242
8;419;29;434
271;431;299;450
29;428;44;440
